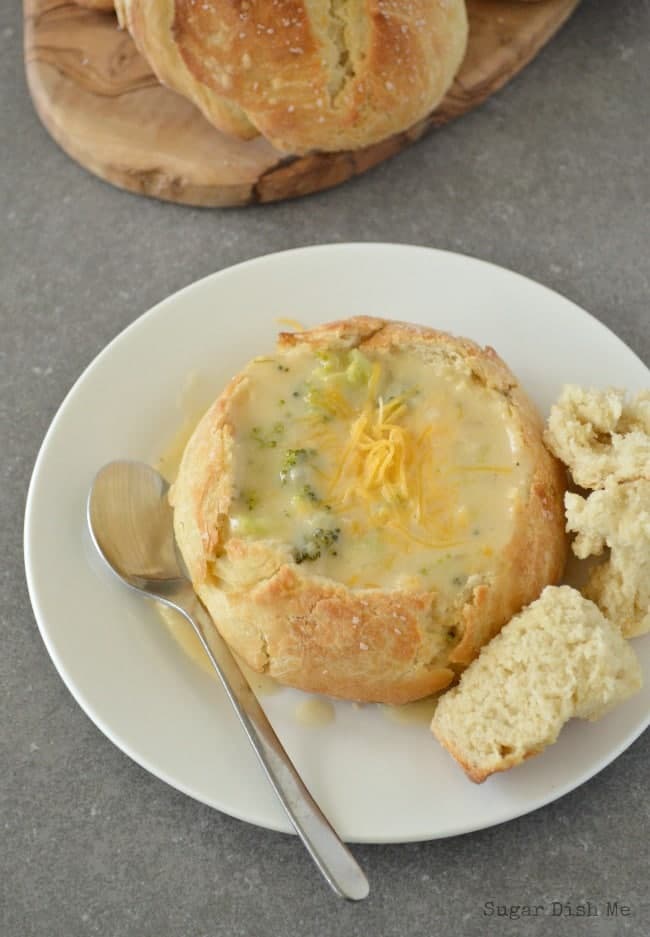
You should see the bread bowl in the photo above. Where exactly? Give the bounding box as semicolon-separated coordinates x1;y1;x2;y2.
170;316;567;703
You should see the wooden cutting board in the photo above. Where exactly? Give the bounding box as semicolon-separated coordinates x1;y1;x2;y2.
24;0;579;206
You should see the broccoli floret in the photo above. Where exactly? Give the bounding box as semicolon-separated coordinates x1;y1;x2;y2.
251;423;284;448
292;527;341;564
239;489;258;511
315;350;346;374
279;447;313;484
345;349;373;385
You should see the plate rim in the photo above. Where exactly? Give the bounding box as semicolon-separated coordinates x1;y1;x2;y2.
23;242;650;843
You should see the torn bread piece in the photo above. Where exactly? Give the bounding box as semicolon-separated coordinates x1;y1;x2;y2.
544;386;650;490
566;480;650;637
431;586;642;782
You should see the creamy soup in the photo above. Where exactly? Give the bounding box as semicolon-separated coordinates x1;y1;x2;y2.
227;346;530;591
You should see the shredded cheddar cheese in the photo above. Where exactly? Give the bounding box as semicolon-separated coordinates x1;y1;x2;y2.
276;317;307;332
308;362;465;548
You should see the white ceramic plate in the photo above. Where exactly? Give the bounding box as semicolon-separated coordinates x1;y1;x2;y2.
24;244;649;843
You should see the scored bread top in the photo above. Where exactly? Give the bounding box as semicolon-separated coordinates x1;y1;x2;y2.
170;317;567;703
115;0;258;140
114;0;468;153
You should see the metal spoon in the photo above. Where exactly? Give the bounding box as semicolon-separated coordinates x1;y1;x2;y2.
87;460;369;902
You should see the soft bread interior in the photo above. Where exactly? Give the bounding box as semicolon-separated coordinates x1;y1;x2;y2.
431;585;642;782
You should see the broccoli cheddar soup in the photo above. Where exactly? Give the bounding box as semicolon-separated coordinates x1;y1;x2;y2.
226;345;531;592
171;318;567;703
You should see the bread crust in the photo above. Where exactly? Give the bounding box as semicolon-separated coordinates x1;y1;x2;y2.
170;317;567;703
74;0;115;9
433;737;542;784
115;0;467;154
115;0;257;139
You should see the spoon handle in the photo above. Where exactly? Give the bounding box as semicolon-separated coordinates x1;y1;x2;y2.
174;586;369;901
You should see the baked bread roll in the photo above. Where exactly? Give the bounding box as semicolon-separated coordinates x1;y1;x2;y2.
170;317;567;703
114;0;468;153
431;586;642;782
566;480;650;638
545;385;650;490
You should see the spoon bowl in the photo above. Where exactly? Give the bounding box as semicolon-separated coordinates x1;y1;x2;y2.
88;461;184;586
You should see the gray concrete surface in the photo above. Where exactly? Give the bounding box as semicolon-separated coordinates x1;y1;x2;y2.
2;1;649;935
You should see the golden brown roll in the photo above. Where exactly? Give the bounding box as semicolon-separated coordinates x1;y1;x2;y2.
170;318;567;703
114;0;468;153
